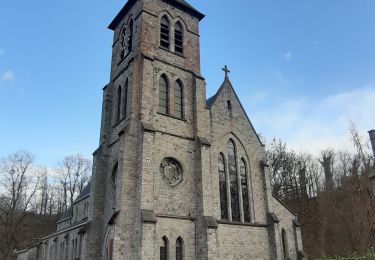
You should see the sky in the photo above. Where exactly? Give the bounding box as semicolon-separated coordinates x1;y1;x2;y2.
0;0;374;166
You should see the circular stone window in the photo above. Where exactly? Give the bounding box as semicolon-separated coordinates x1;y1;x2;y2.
160;158;183;186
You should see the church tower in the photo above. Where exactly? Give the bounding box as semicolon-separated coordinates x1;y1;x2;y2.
86;0;212;259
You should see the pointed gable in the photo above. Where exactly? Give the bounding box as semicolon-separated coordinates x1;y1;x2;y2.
207;78;263;146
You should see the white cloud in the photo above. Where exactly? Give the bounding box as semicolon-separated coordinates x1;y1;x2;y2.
2;70;15;81
284;51;292;60
247;87;375;155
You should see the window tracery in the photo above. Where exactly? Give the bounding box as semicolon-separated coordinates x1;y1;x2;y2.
160;158;183;186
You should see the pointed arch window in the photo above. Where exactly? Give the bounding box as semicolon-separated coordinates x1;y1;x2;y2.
115;85;122;123
228;139;240;221
218;153;228;220
159;75;169;114
111;162;118;205
160;16;170;49
174;22;183;54
174;80;183;118
122;79;129;118
176;237;184;260
282;229;289;259
120;27;126;59
160;236;169;260
128;19;133;52
240;158;250;222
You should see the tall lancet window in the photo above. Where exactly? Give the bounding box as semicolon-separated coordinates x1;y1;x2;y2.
174;22;183;54
218;153;228;220
116;85;122;123
240;158;250;222
174;80;183;118
176;237;184;260
111;162;118;205
122;79;129;118
159;75;169;114
160;16;170;49
160;236;168;260
228;139;240;221
282;229;289;259
127;19;133;52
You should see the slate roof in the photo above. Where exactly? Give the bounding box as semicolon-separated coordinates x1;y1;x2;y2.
58;207;73;221
109;0;205;30
74;182;91;202
206;95;216;107
57;182;91;222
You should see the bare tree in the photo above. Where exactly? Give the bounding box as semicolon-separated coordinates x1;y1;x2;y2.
319;149;335;191
56;154;91;210
0;151;41;260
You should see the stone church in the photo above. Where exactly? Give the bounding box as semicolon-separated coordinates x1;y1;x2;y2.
14;0;305;259
85;0;304;259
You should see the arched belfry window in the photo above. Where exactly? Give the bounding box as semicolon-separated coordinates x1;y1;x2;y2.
218;153;228;220
160;236;168;260
120;27;126;59
174;22;183;54
159;75;169;114
240;158;250;222
228;139;240;222
176;237;184;260
128;19;133;52
174;80;183;118
116;85;122;123
160;16;170;49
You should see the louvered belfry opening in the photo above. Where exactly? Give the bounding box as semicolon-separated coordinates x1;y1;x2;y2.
160;16;170;49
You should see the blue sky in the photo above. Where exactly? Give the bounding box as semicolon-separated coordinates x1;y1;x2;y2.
1;0;374;166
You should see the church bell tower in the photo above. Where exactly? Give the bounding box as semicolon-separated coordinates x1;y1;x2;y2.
85;1;212;259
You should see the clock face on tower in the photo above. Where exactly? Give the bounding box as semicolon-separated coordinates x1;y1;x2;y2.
160;158;183;186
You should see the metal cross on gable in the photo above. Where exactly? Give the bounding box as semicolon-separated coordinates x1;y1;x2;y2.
222;65;230;79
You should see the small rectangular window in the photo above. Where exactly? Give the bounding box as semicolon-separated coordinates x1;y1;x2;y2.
227;100;232;110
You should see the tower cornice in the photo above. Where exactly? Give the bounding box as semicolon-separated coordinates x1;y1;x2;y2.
108;0;204;30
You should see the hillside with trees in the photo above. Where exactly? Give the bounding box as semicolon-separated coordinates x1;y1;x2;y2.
267;123;375;259
0;152;91;260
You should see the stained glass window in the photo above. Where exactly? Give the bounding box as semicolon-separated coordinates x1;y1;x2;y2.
218;153;228;220
228;139;240;221
240;158;250;222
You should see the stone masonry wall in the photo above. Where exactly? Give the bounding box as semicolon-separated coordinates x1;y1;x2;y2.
217;224;270;260
272;197;299;260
